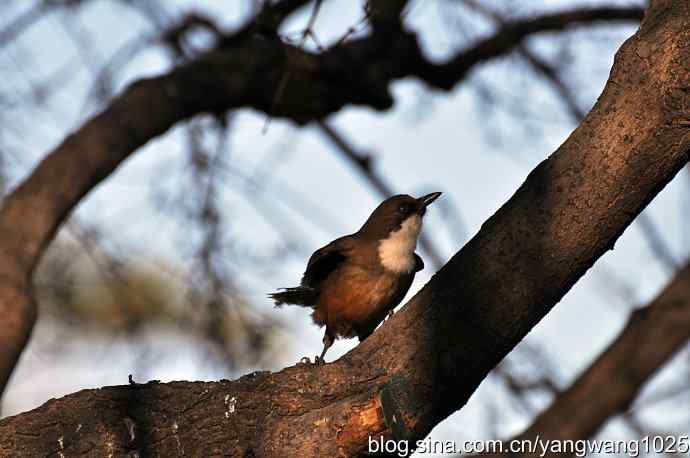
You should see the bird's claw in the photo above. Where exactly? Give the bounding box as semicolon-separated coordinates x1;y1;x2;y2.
297;355;328;366
386;309;395;320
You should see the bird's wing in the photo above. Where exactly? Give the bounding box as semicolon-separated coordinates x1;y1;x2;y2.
414;253;424;272
301;236;352;288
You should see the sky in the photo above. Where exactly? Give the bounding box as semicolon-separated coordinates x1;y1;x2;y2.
1;0;687;455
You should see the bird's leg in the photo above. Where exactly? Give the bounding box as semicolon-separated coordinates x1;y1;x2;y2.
387;308;395;319
315;331;334;365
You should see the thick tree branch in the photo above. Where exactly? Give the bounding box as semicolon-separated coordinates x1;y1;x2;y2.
0;1;688;456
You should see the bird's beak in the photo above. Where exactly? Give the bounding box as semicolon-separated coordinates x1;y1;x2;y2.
417;192;442;210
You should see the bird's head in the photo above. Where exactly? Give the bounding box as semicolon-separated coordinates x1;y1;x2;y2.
360;192;441;273
359;192;442;241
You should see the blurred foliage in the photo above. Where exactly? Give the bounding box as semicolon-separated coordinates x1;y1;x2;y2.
33;230;288;370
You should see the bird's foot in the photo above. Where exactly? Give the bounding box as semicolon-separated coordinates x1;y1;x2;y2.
297;356;326;365
386;309;395;320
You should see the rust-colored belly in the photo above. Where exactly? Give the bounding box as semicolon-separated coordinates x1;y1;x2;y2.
312;265;412;339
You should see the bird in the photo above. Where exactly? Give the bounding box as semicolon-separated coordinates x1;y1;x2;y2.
269;192;442;363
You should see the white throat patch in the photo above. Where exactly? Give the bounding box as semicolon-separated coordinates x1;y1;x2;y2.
378;215;422;273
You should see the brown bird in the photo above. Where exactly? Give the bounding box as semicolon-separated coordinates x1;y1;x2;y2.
270;192;442;363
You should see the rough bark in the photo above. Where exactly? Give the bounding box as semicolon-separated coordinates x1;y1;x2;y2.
0;1;686;457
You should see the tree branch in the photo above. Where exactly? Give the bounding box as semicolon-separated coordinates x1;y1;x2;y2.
460;0;586;122
479;260;690;457
0;1;688;456
413;6;643;90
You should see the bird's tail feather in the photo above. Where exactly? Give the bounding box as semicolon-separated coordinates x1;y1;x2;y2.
269;286;317;307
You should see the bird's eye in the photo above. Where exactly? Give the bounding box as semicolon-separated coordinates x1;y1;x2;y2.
399;203;413;215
